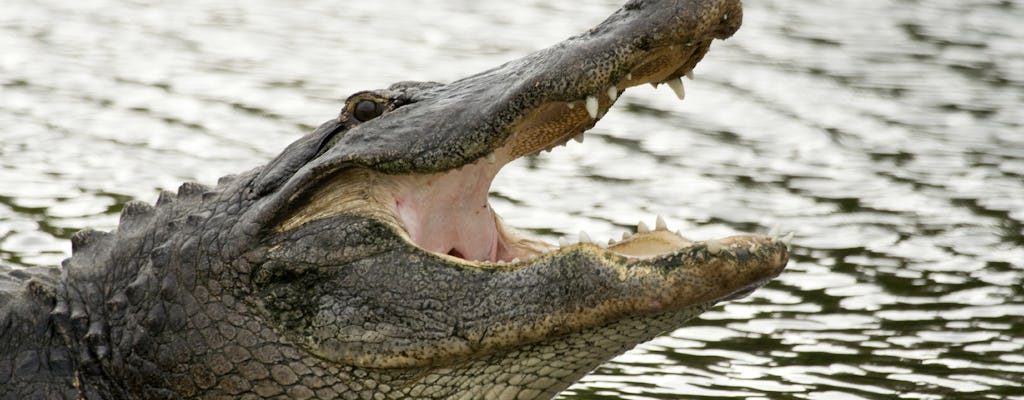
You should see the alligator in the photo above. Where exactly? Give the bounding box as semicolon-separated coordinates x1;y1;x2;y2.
0;0;789;398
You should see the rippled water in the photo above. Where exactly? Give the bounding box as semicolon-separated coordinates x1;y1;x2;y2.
2;0;1022;398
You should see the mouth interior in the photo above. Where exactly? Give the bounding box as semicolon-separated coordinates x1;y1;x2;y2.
388;43;710;264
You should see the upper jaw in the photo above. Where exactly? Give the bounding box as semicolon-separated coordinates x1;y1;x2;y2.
291;0;742;178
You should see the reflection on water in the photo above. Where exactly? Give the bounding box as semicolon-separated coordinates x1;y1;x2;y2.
2;0;1022;398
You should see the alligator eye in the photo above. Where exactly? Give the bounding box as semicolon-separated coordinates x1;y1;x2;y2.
353;100;384;122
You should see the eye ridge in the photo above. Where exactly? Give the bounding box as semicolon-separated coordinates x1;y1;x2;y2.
353;99;384;122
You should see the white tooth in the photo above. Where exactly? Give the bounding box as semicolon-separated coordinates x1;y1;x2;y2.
567;102;575;109
512;258;520;263
573;133;585;143
579;230;592;244
781;232;795;247
496;260;506;265
559;237;569;247
626;73;633;80
622;232;631;240
685;70;695;80
585;96;599;119
607;86;618;101
666;77;686;100
608;238;616;245
485;152;497;163
749;244;758;253
637;221;651;233
706;239;722;255
655;215;667;230
769;224;781;239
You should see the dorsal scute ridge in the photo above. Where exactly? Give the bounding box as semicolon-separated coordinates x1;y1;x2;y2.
70;228;112;255
177;181;210;198
118;200;156;230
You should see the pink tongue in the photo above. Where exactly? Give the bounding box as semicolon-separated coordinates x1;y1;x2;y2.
393;162;503;262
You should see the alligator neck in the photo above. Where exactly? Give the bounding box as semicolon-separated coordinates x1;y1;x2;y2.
47;177;258;397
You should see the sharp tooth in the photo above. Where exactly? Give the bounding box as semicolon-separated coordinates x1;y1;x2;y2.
559;237;569;247
622;232;631;240
749;244;758;253
579;231;592;244
781;232;795;247
626;73;633;80
769;224;781;239
637;221;651;233
706;239;722;255
567;102;575;109
666;77;686;100
608;238;616;245
485;152;497;163
607;86;618;101
655;215;667;230
585;96;599;118
573;133;585;143
512;258;520;263
685;70;695;80
496;260;506;265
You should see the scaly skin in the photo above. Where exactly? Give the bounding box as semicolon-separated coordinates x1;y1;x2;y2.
0;0;788;399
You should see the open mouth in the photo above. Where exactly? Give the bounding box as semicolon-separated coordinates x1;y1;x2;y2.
270;2;771;271
377;42;731;265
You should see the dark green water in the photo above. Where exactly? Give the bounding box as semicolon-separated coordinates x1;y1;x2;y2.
2;1;1022;398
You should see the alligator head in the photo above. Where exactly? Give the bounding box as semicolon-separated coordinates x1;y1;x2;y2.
1;0;788;399
239;0;783;394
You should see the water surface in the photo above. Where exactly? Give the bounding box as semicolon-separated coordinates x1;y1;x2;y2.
2;0;1022;398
